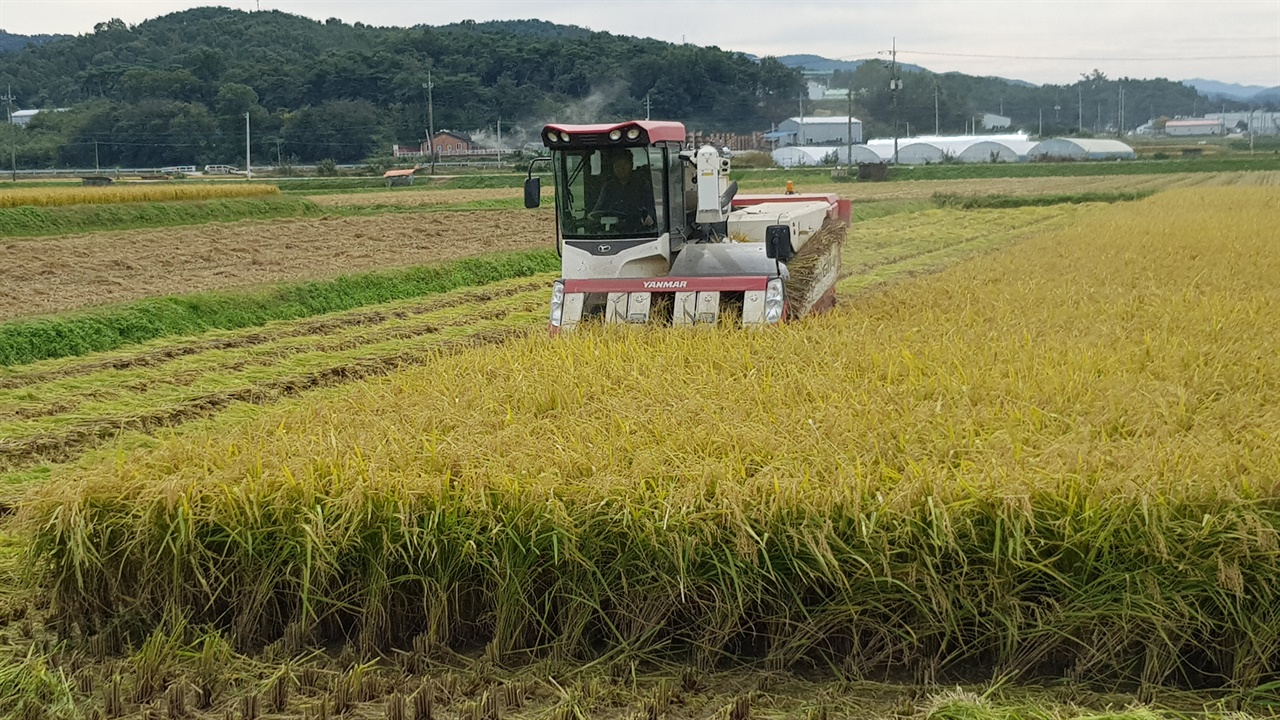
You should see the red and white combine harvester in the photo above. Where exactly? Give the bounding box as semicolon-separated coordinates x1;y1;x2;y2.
524;120;851;334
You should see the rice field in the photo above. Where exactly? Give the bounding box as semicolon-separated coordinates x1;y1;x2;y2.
0;204;1082;493
746;169;1280;202
0;182;280;208
22;188;1280;697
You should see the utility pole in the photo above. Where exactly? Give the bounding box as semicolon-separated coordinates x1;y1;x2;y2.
424;69;435;175
645;93;652;121
798;92;805;144
94;140;100;173
496;117;502;165
844;84;855;170
2;85;15;182
1078;85;1083;132
1039;108;1043;137
275;137;283;167
934;83;939;135
889;37;901;164
1117;83;1124;137
244;111;251;180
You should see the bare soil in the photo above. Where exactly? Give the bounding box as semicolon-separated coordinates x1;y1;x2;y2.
0;210;553;320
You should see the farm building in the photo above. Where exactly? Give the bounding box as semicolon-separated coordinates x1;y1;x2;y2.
772;116;863;147
1165;118;1225;136
393;131;476;158
8;108;69;127
772;144;881;167
1206;111;1280;135
1027;138;1136;161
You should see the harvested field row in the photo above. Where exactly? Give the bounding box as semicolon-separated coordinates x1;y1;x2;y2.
0;250;558;366
0;280;551;474
0;275;551;390
24;188;1280;685
0;182;279;208
0;208;555;320
836;204;1082;293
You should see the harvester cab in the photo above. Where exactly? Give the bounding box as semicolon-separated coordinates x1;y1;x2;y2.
525;120;850;334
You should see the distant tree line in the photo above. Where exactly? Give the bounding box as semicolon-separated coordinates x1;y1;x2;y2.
0;10;1270;169
821;64;1257;139
0;11;803;167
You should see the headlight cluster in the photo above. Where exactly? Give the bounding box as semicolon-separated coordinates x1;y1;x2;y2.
545;126;644;145
765;278;785;325
549;280;566;327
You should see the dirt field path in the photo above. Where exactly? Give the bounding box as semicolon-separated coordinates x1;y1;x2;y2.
0;210;554;320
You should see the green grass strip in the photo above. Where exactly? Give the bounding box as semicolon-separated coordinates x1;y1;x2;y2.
0;197;323;238
0;250;559;366
932;190;1154;209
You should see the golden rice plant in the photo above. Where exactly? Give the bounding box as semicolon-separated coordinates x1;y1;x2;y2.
23;188;1280;685
0;183;279;208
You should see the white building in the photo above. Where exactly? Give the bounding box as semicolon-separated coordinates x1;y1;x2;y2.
774;116;863;147
1206;111;1280;136
1165;118;1225;137
982;113;1011;130
1027;138;1136;161
10;110;41;127
8;108;69;127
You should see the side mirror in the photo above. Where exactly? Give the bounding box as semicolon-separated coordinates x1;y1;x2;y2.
764;225;794;262
524;177;541;209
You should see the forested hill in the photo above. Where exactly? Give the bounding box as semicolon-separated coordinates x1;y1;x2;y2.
0;8;1267;169
0;30;69;53
0;8;802;167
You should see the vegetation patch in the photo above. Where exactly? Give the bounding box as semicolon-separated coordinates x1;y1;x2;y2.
0;196;321;238
0;182;279;208
0;250;559;366
932;190;1154;209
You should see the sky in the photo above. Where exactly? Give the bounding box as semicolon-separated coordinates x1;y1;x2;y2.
1;0;1278;88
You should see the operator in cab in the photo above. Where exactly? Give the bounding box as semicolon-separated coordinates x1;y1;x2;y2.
591;148;656;235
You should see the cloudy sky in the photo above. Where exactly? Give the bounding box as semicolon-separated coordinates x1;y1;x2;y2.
2;0;1278;87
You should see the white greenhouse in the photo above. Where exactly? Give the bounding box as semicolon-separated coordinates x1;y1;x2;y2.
1027;138;1136;161
772;144;882;168
956;139;1038;163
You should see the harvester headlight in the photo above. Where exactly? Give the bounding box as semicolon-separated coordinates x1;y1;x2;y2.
559;131;571;143
609;129;623;141
765;278;785;325
545;131;558;143
549;281;566;327
626;127;641;140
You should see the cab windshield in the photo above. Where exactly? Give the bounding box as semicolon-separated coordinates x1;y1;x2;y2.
554;146;665;239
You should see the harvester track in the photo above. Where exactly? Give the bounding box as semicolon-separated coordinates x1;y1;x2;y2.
0;277;548;391
0;325;530;475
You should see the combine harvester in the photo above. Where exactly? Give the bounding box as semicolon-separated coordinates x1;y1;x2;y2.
524;120;850;333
